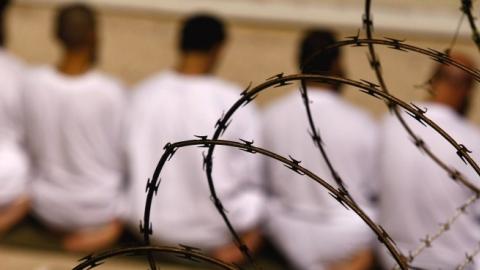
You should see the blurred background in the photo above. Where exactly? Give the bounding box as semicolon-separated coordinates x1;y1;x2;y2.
2;0;480;269
8;0;480;122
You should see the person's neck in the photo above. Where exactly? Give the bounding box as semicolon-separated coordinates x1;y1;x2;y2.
176;53;212;76
57;48;93;76
430;94;460;112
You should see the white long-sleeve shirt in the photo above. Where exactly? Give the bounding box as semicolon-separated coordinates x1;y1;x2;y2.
23;66;127;230
262;89;378;270
378;102;480;269
125;70;265;250
0;50;28;207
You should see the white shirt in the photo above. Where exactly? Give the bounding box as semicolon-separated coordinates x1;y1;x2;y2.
262;89;378;270
378;102;480;269
0;50;28;207
23;66;127;230
126;70;265;250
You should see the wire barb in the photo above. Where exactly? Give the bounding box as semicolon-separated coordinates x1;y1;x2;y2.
72;5;480;266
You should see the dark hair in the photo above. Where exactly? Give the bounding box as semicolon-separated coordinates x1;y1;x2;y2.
55;3;96;49
0;0;10;12
298;29;340;74
179;14;226;53
0;0;11;47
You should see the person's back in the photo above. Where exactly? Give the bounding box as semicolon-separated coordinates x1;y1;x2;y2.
0;0;29;234
0;50;27;208
378;53;480;269
23;4;126;252
264;90;376;212
263;30;376;270
126;14;264;264
128;70;261;245
25;67;125;227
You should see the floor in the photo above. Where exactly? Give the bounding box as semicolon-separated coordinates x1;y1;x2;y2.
0;216;286;270
0;245;202;270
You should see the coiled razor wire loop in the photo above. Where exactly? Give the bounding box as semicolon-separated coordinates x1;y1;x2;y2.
199;33;480;270
73;72;480;269
299;17;480;265
73;3;480;269
73;137;407;269
142;73;480;270
363;2;480;268
462;0;480;51
139;137;407;269
72;48;480;270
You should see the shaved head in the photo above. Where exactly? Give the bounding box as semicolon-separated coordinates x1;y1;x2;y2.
55;3;96;50
0;0;11;47
0;0;10;12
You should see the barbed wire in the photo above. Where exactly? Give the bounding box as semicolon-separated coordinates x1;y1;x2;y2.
390;194;480;270
457;241;480;270
220;69;480;268
447;13;465;54
73;245;239;270
461;0;480;51
176;72;480;269
301;37;480;188
362;2;480;267
73;137;405;269
297;74;355;205
139;137;407;269
303;38;480;80
138;73;480;270
71;66;480;270
70;3;480;269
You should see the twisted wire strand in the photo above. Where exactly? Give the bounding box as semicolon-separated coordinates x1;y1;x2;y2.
461;0;480;51
74;137;405;269
391;194;480;270
71;2;480;268
457;241;480;270
447;12;466;54
361;1;480;195
168;73;480;270
141;137;407;269
75;71;480;270
72;245;238;270
362;2;480;266
297;77;354;202
302;27;480;265
204;73;480;268
208;73;480;199
199;38;480;269
303;38;480;80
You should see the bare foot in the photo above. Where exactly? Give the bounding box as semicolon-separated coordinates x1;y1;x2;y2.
63;220;123;253
327;249;374;270
0;195;30;235
212;228;263;265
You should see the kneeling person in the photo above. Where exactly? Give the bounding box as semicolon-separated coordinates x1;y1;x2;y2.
23;4;126;252
263;30;377;270
0;0;29;235
126;14;265;264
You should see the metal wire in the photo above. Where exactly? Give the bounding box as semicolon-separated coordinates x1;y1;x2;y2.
73;245;239;270
461;0;480;51
72;2;480;269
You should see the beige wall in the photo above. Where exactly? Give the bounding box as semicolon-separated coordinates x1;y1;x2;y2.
7;2;480;124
